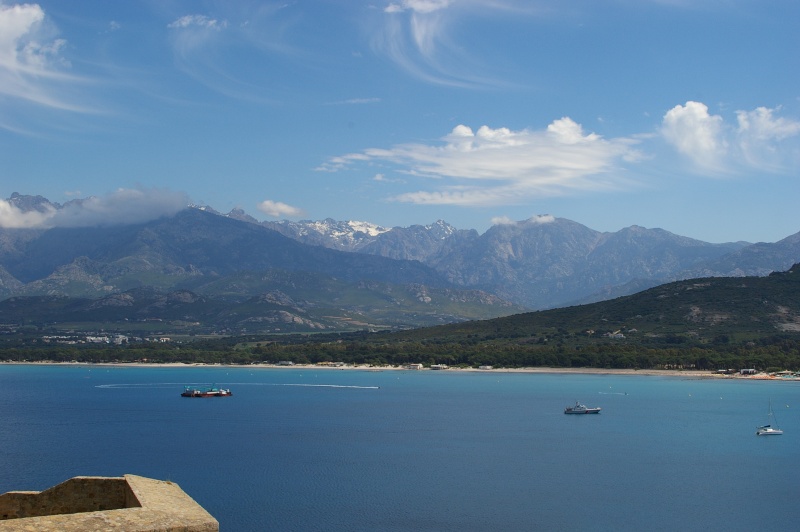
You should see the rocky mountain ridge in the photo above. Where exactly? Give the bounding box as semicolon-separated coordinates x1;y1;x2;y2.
3;194;800;313
257;213;798;309
0;197;524;330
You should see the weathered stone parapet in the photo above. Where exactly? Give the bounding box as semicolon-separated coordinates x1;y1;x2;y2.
0;475;218;531
0;477;136;520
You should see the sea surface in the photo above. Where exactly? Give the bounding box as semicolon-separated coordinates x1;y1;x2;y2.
1;364;798;531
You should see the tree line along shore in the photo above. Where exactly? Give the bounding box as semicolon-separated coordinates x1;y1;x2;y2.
1;331;799;374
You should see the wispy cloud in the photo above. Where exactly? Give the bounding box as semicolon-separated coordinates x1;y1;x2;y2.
167;13;229;60
662;101;800;174
164;5;302;102
257;199;304;218
372;173;405;183
320;118;641;206
736;106;800;172
0;2;87;114
373;0;527;87
168;14;228;31
385;1;454;15
0;188;188;229
328;97;381;105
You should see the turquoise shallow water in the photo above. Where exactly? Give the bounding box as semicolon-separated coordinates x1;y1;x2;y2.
1;365;798;531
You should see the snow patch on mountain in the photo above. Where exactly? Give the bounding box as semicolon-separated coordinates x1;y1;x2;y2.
426;220;457;239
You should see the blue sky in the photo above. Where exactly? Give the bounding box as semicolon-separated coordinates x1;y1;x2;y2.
1;0;798;244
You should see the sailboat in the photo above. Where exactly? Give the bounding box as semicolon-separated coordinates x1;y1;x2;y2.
756;400;783;436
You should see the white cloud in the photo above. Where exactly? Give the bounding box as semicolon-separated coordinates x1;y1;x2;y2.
526;214;555;224
257;200;304;218
661;101;727;172
662;101;800;174
736;107;800;141
0;3;46;70
491;214;554;226
325;102;799;208
490;215;515;226
0;2;85;112
736;107;800;171
0;188;188;229
547;117;599;144
321;119;639;206
168;14;227;30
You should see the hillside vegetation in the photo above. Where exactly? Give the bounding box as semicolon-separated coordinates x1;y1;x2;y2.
0;271;523;334
2;265;799;372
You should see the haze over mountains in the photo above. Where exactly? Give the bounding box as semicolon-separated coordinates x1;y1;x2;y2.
2;193;800;328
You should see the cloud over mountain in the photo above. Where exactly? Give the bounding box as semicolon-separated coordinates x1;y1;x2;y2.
0;188;188;229
257;199;304;218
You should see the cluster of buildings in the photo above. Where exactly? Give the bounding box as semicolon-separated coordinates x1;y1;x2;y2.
39;334;172;345
711;368;800;379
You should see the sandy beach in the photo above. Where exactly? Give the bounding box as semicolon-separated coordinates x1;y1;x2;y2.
3;360;795;380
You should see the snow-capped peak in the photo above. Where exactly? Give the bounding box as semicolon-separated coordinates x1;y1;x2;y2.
347;220;389;237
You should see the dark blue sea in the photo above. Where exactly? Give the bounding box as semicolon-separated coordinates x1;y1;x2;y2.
1;365;798;531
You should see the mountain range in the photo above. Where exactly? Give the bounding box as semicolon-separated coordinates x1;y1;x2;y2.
2;193;800;333
263;214;800;309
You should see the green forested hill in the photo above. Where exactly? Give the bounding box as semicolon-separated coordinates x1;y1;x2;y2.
392;264;800;343
244;265;800;370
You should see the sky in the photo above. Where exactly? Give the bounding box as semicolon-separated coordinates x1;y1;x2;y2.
1;0;799;244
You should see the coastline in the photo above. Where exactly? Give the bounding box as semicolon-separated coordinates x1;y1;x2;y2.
1;360;794;380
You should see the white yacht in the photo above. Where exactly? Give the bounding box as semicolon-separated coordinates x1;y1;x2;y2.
756;400;783;435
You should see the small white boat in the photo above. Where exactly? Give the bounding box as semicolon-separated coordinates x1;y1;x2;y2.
564;401;601;414
756;400;782;435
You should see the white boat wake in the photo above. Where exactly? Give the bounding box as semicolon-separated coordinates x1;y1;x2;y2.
256;383;379;389
96;382;378;390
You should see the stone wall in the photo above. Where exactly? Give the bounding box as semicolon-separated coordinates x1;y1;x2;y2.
0;475;218;531
0;477;136;520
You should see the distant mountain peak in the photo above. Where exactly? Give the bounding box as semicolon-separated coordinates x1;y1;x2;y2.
189;204;221;215
425;219;456;237
225;208;260;225
6;193;60;213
